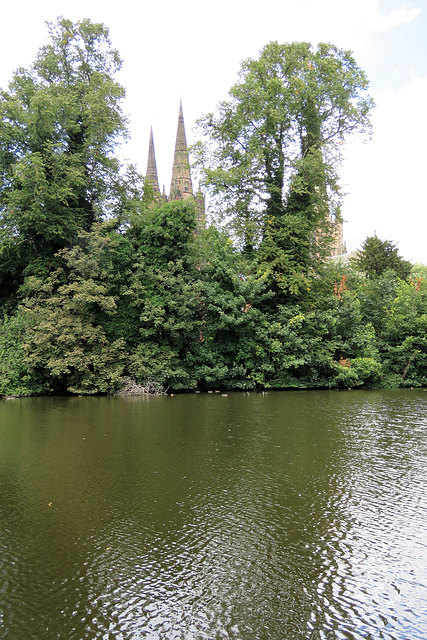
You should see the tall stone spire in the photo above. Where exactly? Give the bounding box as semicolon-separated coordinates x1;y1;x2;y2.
146;126;160;192
169;101;193;200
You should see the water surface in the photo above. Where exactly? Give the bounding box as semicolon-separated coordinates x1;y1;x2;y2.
0;389;426;639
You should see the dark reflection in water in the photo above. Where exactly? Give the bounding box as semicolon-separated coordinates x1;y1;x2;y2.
0;389;426;639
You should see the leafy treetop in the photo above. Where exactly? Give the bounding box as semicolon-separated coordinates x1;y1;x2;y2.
195;41;373;249
353;235;412;280
0;17;128;300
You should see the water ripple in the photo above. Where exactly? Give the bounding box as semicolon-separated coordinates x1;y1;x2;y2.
1;391;427;639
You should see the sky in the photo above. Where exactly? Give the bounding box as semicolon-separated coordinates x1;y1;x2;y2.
1;0;426;263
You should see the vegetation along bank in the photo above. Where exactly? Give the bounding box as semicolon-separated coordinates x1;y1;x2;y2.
0;19;425;396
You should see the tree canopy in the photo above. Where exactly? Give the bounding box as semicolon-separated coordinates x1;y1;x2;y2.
352;235;412;280
1;24;425;397
195;42;373;251
0;17;127;300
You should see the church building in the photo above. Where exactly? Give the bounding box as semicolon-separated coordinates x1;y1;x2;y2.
145;102;346;256
145;102;205;229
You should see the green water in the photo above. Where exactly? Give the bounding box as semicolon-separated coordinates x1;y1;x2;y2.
0;389;426;639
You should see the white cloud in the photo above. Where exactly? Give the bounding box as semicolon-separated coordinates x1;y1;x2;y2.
368;5;422;32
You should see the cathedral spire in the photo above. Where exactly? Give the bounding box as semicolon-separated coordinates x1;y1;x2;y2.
169;101;193;200
146;126;159;192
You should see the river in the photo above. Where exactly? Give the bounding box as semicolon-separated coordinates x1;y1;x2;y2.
0;389;426;639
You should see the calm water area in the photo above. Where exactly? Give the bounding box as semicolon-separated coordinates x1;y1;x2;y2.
0;389;426;640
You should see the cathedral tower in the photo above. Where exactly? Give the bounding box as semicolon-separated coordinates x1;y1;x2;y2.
145;102;205;228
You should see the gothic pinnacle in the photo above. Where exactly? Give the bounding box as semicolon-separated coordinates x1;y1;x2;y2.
146;126;160;192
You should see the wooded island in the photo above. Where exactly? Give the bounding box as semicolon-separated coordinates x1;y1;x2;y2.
0;18;425;396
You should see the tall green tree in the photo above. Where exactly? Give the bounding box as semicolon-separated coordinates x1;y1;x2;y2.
352;235;412;280
0;17;127;300
195;41;373;293
125;200;204;390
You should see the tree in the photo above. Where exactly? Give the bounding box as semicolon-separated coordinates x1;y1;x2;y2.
15;224;128;395
381;270;427;386
0;17;127;299
0;311;45;396
195;41;373;293
125;200;204;390
190;226;273;389
352;235;412;280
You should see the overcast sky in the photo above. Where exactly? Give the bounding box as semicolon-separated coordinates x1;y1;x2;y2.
1;0;426;262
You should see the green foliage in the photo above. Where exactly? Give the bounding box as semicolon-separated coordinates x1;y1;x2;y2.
352;235;412;280
0;17;127;297
195;41;373;260
191;227;273;389
124;201;202;390
0;26;424;397
127;260;202;390
0;312;45;396
355;269;400;339
299;262;384;387
381;276;427;386
19;275;126;395
14;224;129;394
261;307;335;388
130;199;197;266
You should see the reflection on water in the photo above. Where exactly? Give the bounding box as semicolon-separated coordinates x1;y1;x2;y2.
0;389;426;639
